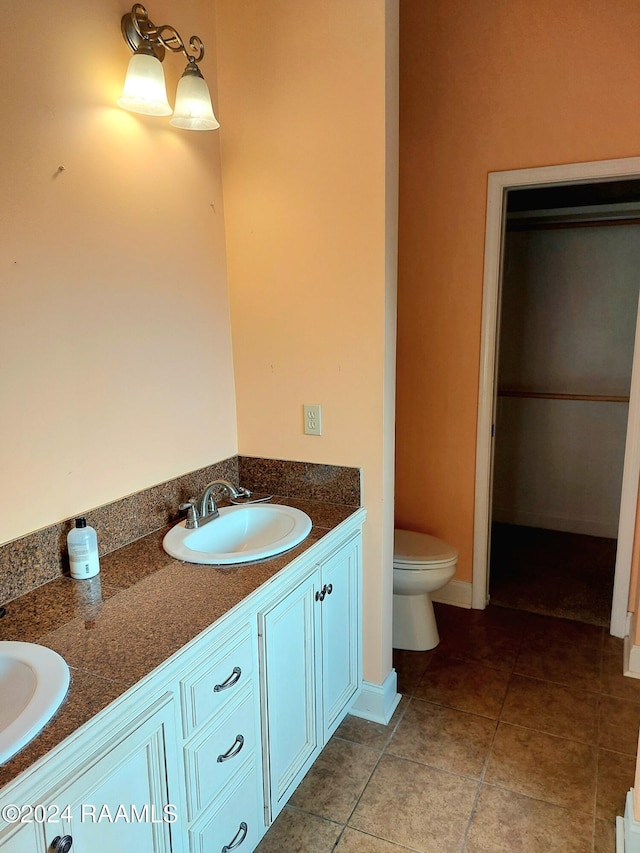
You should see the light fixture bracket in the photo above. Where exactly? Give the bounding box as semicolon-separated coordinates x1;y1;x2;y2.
120;3;205;65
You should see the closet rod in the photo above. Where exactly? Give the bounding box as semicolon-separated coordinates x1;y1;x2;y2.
498;389;630;403
506;217;640;232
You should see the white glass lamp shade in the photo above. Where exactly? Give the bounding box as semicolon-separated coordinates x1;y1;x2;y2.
117;51;172;117
170;68;219;131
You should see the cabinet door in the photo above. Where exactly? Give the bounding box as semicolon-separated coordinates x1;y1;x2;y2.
321;534;362;739
46;695;183;853
0;821;47;853
259;572;320;821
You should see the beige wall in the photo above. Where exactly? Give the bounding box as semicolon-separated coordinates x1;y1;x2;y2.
215;0;398;685
2;2;397;688
397;0;640;583
1;0;237;545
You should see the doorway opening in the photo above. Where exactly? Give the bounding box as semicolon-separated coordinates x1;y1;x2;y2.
473;158;640;637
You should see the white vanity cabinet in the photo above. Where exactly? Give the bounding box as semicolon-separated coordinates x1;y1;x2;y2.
0;621;262;853
259;530;362;822
0;694;183;853
0;511;364;853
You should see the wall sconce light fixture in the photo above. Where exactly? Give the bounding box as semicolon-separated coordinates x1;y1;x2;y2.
118;3;219;131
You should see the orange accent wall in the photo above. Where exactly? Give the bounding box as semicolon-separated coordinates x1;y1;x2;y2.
397;0;640;583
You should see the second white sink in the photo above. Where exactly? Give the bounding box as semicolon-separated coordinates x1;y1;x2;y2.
162;503;312;565
0;642;70;765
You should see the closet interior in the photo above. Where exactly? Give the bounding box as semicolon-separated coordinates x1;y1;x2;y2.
489;180;640;626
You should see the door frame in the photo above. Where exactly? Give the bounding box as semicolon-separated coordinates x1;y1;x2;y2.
472;157;640;637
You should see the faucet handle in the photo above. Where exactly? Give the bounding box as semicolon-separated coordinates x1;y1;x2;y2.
179;499;200;529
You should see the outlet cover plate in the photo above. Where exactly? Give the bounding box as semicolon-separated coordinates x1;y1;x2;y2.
304;404;322;435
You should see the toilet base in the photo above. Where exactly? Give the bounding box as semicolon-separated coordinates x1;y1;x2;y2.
393;591;440;651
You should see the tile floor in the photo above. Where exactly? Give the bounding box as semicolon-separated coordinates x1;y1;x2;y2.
255;603;640;853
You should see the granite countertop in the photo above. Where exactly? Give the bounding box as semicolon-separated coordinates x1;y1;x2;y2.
0;496;358;789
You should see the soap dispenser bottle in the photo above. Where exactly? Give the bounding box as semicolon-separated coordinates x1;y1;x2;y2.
67;517;100;579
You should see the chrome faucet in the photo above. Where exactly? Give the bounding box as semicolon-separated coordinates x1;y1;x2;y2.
180;480;252;529
199;479;252;520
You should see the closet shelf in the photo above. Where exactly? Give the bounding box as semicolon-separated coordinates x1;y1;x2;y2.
497;389;629;403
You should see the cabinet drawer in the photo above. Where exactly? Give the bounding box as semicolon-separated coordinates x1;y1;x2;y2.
188;762;263;853
181;623;254;737
184;686;258;819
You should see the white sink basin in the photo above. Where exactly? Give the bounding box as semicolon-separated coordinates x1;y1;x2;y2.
163;503;313;565
0;642;70;764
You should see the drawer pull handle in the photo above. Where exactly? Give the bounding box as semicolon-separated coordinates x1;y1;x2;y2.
222;820;248;852
214;666;242;692
217;734;245;763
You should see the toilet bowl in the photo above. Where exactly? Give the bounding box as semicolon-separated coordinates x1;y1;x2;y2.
393;529;458;651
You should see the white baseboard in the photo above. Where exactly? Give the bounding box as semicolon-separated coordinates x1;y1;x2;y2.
623;639;640;679
623;610;640;679
619;815;626;853
350;668;401;725
492;507;618;539
431;579;472;609
621;790;640;852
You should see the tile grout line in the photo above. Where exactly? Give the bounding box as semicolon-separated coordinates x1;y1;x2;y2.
271;663;418;851
303;695;416;852
330;823;422;853
591;626;607;853
260;695;413;852
337;694;414;834
460;616;526;852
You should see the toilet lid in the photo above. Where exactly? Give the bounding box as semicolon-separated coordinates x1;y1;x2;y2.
394;529;458;570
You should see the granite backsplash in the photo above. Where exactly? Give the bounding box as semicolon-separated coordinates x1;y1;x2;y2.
0;456;361;604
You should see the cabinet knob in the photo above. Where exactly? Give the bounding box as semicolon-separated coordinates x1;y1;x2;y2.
316;583;333;602
50;836;73;853
222;820;248;851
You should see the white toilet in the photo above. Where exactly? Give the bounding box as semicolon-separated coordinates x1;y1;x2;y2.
393;529;458;651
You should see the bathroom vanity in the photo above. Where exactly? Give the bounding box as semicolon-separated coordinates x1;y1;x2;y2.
0;505;364;852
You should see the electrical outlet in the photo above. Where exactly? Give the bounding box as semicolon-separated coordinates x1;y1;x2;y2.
304;404;322;436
